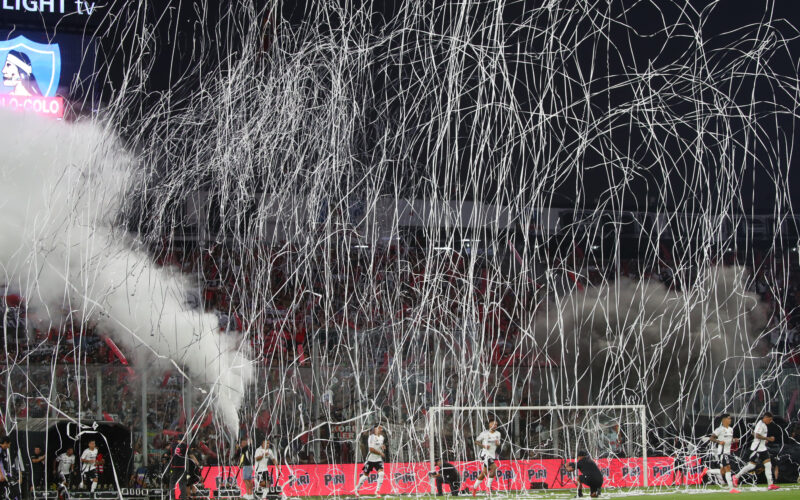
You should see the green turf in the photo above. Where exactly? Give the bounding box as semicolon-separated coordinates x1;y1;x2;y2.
293;484;800;500
603;484;800;499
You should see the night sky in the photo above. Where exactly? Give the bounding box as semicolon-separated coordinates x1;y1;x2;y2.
3;0;799;213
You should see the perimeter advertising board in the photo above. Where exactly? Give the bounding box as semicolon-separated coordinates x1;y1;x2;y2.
193;457;701;497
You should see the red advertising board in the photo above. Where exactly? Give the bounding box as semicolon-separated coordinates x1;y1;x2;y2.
196;457;701;497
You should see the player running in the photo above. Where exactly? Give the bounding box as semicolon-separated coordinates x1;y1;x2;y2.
710;413;739;493
471;419;501;496
733;412;779;490
79;441;99;494
355;425;387;497
54;448;75;499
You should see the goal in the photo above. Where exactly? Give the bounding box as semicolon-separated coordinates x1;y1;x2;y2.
426;405;649;489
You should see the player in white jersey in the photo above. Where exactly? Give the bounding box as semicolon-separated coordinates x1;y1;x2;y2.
79;441;99;493
733;412;779;490
710;413;739;492
355;425;386;497
254;437;279;494
471;420;501;496
54;447;76;486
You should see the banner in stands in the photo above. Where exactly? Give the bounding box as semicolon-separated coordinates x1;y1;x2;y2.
198;457;702;497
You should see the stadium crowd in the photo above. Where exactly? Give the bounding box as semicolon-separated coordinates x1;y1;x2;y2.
2;239;800;489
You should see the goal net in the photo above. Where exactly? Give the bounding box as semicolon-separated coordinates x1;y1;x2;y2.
427;405;651;493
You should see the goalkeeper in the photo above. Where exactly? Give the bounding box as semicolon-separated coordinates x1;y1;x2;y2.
565;451;603;498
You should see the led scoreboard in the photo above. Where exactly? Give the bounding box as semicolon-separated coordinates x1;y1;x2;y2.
0;0;104;118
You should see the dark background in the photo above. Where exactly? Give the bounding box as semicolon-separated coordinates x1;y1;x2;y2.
2;0;798;214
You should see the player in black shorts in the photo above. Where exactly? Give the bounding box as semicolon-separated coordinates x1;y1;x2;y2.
566;451;603;498
430;458;462;496
355;426;386;497
79;441;99;493
184;446;203;498
733;412;779;490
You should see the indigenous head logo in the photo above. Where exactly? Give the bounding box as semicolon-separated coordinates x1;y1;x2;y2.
0;36;61;97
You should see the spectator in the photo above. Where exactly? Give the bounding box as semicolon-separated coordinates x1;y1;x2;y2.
604;424;623;458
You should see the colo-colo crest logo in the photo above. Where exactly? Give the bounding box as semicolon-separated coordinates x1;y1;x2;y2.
0;35;64;117
0;35;61;98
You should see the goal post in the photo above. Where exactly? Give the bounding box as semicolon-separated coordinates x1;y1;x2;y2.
427;405;649;488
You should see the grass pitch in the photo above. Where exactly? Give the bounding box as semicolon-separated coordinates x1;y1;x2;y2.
296;484;800;500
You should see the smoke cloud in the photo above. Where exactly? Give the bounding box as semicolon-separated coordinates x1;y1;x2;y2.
0;110;252;435
531;265;768;417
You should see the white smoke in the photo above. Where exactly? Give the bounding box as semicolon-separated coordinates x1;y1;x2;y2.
531;265;769;417
0;110;252;435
